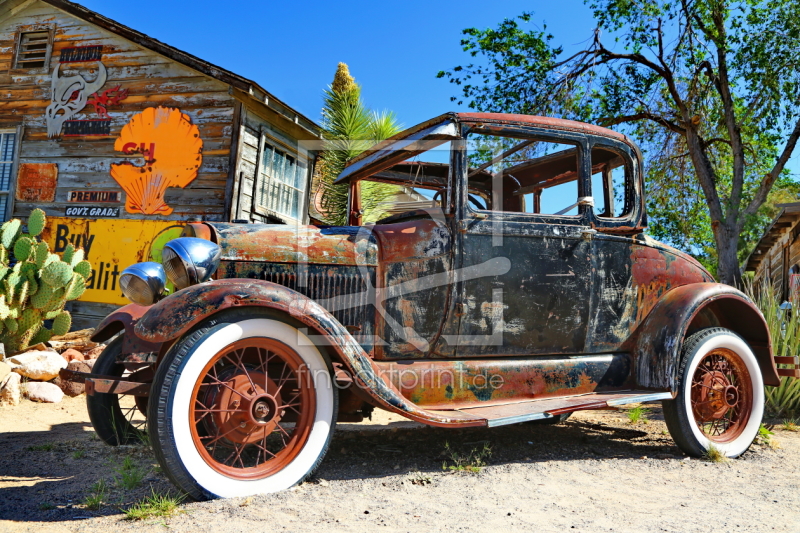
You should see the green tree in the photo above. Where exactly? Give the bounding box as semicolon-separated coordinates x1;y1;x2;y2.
312;63;402;225
438;0;800;285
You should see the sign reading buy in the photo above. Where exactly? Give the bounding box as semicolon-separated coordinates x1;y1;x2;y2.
40;217;184;305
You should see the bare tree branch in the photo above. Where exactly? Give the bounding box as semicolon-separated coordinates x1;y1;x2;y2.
599;112;686;134
744;117;800;216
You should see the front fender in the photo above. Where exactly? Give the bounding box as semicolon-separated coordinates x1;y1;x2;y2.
634;282;779;390
134;279;482;427
90;303;163;363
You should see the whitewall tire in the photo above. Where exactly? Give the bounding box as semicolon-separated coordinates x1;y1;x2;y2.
663;328;764;458
148;310;337;500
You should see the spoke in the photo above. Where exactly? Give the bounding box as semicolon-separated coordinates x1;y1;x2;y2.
232;347;258;393
203;420;245;447
204;375;250;400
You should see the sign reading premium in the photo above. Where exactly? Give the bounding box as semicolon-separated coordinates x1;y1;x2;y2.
67;191;120;203
65;206;120;217
40;218;185;305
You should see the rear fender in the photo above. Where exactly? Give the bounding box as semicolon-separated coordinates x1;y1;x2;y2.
90;304;162;364
634;283;779;390
134;279;482;427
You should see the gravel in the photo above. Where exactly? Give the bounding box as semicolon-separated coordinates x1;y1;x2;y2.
1;396;798;532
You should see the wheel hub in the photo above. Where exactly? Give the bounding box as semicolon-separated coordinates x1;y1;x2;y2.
249;394;279;425
694;370;732;420
206;371;282;445
689;348;754;444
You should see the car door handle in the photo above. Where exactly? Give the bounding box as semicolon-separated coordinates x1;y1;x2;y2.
581;228;597;240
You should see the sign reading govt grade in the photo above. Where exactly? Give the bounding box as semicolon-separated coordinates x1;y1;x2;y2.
40;217;185;305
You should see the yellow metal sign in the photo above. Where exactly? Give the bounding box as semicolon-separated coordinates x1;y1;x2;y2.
40;217;184;305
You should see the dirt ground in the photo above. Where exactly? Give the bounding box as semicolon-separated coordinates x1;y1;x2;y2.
1;396;799;533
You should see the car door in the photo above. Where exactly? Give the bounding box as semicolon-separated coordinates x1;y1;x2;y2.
451;126;595;357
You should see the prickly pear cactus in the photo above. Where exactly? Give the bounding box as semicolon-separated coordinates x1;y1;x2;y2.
0;209;91;354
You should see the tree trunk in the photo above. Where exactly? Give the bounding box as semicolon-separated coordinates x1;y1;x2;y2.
713;221;743;287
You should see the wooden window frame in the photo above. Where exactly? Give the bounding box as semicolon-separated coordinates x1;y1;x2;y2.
0;126;22;222
12;25;55;72
252;131;309;223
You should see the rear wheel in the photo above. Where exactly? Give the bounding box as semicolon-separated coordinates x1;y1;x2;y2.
86;336;148;445
148;311;337;500
663;328;764;458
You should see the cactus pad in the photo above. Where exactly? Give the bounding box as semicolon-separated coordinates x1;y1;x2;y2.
73;260;91;279
27;208;46;237
29;327;52;345
30;283;56;309
52;311;71;336
70;248;85;267
43;288;66;312
34;241;50;269
13;236;32;261
18;308;41;332
1;219;20;249
16;280;29;307
61;243;75;265
42;261;73;288
65;273;86;301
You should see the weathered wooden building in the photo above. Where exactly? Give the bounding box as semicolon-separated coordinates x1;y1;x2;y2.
0;0;321;326
743;202;800;301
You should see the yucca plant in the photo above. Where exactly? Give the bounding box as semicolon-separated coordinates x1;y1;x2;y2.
746;279;800;417
312;63;403;225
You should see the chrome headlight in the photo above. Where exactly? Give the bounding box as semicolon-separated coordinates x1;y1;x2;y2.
161;237;221;290
119;262;167;306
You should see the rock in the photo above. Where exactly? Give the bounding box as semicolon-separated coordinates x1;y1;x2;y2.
0;361;9;384
25;342;56;354
7;351;68;381
55;360;94;397
60;348;85;363
83;345;105;359
26;381;64;403
0;372;21;406
84;359;96;370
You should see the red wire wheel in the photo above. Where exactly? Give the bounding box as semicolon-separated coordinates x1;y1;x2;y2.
689;348;753;443
663;328;764;459
189;338;316;479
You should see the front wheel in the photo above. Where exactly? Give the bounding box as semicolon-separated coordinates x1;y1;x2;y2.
148;312;337;500
86;336;148;445
662;327;764;458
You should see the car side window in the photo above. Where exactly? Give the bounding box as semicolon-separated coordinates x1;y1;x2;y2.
590;145;632;219
466;131;583;217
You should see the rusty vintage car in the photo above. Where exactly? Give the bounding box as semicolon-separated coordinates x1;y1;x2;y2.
65;112;787;500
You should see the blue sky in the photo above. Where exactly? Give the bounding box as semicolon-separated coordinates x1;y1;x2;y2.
78;1;597;127
79;0;798;180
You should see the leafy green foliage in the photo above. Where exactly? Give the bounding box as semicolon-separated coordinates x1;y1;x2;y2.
439;1;800;283
746;279;800;417
123;487;184;521
82;479;108;510
626;406;649;424
312;63;403;225
441;441;492;473
0;209;90;353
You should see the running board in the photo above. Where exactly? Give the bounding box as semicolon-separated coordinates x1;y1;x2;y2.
427;391;673;427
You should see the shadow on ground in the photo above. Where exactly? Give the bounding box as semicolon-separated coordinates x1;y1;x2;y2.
0;405;689;523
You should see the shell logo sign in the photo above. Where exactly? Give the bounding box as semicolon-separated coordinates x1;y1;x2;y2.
111;106;203;215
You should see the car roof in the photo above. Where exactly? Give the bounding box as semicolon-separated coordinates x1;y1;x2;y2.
334;112;631;184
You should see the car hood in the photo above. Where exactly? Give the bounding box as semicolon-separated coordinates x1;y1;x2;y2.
207;223;378;267
640;234;714;282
